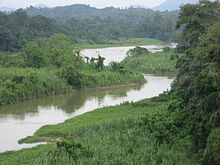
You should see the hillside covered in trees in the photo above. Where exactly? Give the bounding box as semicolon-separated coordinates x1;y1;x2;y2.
25;4;180;42
0;10;76;51
0;5;180;51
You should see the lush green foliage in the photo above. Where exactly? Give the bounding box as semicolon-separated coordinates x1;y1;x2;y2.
0;68;69;106
167;0;220;164
204;127;220;164
126;46;150;57
0;99;198;165
0;5;179;51
176;0;220;52
0;145;54;165
119;1;220;164
25;4;180;42
0;34;144;106
0;67;144;106
19;100;153;143
0;10;76;51
122;47;181;73
1;1;220;165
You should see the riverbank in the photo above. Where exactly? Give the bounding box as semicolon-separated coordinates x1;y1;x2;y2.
0;67;145;107
0;98;199;165
0;74;173;153
76;38;163;49
0;35;149;107
122;47;183;73
0;40;180;162
18;99;157;143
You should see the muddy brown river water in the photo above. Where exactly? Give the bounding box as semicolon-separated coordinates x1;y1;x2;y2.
0;44;175;152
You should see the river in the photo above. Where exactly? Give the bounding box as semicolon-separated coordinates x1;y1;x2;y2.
80;43;177;65
0;44;175;153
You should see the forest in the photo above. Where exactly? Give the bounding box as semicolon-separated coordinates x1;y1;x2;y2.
0;5;180;52
26;4;180;42
0;0;219;165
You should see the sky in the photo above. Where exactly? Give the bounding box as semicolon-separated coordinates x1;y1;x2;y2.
0;0;167;9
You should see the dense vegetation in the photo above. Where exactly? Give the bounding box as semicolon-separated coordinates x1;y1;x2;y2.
0;1;219;165
170;0;220;163
0;68;69;106
0;34;144;106
0;5;180;52
0;10;76;51
25;5;180;43
122;46;181;73
0;100;199;165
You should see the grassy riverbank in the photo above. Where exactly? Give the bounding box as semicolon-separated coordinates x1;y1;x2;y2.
76;38;163;49
0;67;144;106
0;98;199;165
122;47;183;73
0;35;145;107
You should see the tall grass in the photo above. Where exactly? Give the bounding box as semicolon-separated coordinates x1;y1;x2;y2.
0;67;144;106
0;35;145;106
81;69;145;88
34;118;199;165
0;67;70;106
0;99;199;165
122;49;182;73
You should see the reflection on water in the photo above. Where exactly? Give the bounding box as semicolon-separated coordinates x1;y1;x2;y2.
0;74;174;152
0;44;176;152
0;85;142;117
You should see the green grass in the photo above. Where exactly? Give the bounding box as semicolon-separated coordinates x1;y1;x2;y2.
0;99;199;165
0;35;146;107
0;144;54;165
19;100;155;143
0;67;70;106
34;118;199;165
76;38;163;49
0;67;144;106
81;69;145;88
122;49;183;73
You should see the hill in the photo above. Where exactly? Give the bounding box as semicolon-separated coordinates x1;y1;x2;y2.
0;4;181;51
25;4;157;21
23;4;180;42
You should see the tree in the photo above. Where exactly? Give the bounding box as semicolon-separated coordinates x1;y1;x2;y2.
95;55;105;71
176;0;219;52
20;42;48;68
60;65;85;89
171;0;220;160
110;61;125;72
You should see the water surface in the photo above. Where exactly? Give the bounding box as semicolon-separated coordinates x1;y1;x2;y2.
81;43;176;65
0;44;175;152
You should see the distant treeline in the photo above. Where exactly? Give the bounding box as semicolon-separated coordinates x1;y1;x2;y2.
26;5;180;42
0;9;77;51
0;5;181;51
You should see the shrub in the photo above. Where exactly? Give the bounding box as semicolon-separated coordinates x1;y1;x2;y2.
126;46;149;57
204;127;220;165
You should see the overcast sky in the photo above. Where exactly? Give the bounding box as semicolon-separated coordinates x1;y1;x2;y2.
0;0;167;9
